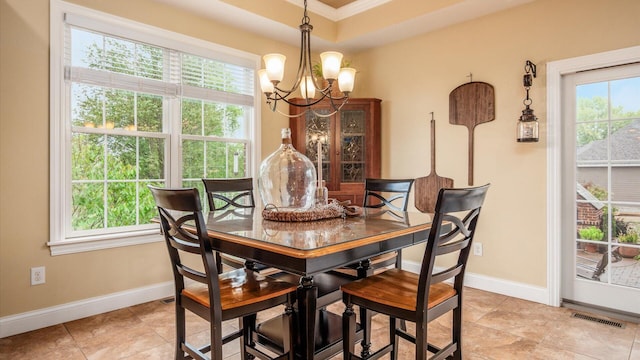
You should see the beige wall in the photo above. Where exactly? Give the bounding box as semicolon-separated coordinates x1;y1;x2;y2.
1;0;639;319
350;0;640;286
0;0;297;318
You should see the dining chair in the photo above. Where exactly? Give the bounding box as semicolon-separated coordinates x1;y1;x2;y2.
148;185;298;360
341;184;490;360
202;178;278;275
340;178;415;277
202;177;255;210
363;178;414;212
329;178;415;354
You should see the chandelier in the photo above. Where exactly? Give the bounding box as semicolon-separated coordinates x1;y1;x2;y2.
258;0;356;117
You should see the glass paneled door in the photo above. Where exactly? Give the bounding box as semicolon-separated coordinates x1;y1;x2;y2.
561;63;640;315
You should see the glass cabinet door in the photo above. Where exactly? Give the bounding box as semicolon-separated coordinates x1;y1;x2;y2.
289;98;381;204
340;109;366;183
303;110;331;185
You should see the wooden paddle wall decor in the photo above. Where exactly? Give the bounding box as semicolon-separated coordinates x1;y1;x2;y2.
414;113;454;213
449;81;495;185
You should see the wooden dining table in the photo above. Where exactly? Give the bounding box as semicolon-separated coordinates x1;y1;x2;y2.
204;207;434;360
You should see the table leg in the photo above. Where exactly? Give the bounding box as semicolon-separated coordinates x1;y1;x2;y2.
244;260;257;270
297;276;317;360
356;258;373;278
357;260;372;358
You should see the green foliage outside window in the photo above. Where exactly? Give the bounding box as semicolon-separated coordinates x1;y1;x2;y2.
619;230;638;244
576;97;640;147
70;29;249;232
579;226;605;241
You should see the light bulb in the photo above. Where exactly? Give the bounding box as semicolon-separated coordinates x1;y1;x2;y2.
338;68;356;93
263;53;286;83
300;76;316;99
258;69;274;94
320;51;343;80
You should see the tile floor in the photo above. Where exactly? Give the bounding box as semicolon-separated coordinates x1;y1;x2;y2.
1;287;639;360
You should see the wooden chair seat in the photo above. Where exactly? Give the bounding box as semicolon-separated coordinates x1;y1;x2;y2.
331;251;398;277
271;271;354;308
219;253;282;276
182;268;298;311
340;268;457;311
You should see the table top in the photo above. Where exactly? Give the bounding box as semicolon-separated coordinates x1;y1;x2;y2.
205;208;433;259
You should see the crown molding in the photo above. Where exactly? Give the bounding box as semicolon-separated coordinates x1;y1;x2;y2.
286;0;392;21
153;0;534;52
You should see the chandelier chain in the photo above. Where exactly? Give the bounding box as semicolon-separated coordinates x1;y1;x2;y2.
302;0;310;24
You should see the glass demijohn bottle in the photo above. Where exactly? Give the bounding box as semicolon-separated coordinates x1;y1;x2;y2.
258;128;317;210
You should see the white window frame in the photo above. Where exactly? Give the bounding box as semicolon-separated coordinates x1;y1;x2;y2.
49;0;262;255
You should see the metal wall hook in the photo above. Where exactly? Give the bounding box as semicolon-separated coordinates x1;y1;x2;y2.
523;60;536;88
525;60;537;78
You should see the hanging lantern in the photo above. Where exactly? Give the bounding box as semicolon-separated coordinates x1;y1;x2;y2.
517;60;539;142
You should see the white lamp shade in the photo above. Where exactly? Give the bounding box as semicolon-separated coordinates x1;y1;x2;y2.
300;76;316;99
258;69;274;94
320;51;343;80
338;68;356;93
263;53;286;83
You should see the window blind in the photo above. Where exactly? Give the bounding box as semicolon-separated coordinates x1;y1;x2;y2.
65;26;255;106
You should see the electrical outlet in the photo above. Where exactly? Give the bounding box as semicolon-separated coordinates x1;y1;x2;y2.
473;243;483;256
31;267;45;285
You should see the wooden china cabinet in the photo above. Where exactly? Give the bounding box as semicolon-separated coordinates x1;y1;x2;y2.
289;98;381;205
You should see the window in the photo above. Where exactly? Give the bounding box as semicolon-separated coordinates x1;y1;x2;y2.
50;1;260;254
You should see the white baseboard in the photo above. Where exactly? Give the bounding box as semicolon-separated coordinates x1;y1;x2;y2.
1;262;552;338
402;260;550;305
0;281;174;338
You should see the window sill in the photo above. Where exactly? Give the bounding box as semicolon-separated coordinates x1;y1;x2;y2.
48;230;163;256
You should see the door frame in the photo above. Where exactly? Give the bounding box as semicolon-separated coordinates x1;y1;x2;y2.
546;45;640;307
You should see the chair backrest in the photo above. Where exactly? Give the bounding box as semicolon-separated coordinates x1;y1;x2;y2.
417;184;490;313
363;178;415;212
148;186;221;308
202;178;255;211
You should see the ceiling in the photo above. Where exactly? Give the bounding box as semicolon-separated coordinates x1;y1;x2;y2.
317;0;359;8
152;0;534;52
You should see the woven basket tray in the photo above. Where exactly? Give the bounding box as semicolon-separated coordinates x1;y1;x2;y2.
262;202;344;222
